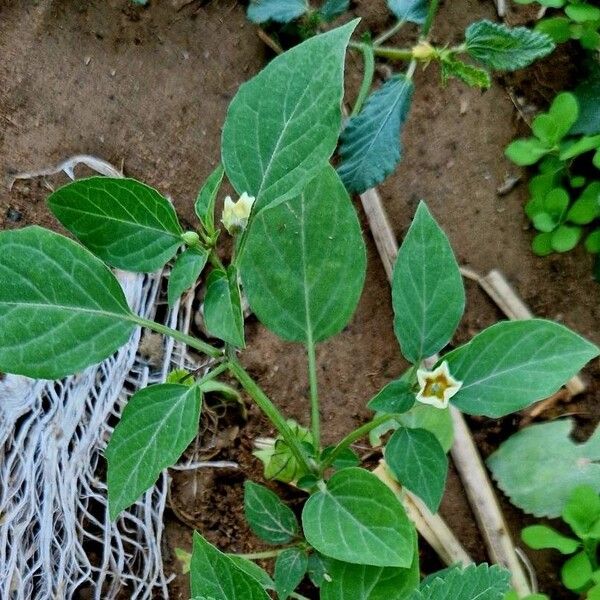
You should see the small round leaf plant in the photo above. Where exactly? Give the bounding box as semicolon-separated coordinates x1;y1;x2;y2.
0;22;597;600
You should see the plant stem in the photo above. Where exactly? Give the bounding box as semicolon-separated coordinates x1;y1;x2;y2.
422;0;440;37
306;340;320;450
351;43;375;117
369;45;414;62
228;359;313;474
132;315;223;358
374;19;406;46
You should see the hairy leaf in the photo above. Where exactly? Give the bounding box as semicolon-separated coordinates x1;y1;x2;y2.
387;0;428;24
274;548;308;599
167;247;209;307
247;0;308;23
440;57;491;89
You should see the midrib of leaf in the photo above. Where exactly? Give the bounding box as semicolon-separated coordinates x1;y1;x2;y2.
248;489;294;537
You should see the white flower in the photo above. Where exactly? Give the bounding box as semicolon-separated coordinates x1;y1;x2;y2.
221;192;255;235
416;361;462;410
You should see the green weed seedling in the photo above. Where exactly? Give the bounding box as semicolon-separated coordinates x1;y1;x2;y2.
1;21;598;600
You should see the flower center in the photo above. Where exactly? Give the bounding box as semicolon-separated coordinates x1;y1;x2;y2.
423;374;452;400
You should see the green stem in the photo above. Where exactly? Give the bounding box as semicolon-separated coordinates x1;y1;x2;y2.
132;315;222;358
422;0;440;37
374;19;406;46
351;43;375;117
307;340;320;450
228;359;313;474
369;45;414;61
183;361;229;386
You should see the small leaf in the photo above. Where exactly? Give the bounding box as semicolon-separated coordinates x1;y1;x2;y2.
561;551;593;591
244;481;298;544
585;230;600;253
543;187;569;220
368;379;416;414
532;212;556;233
572;66;600;136
229;556;275;590
320;446;360;471
385;427;448;512
465;20;555;71
445;319;599;417
532;232;554;256
247;0;308;23
551;224;582;252
274;548;308;599
387;0;428;24
47;177;183;272
319;0;349;21
167;247;209;307
548;92;579;140
565;3;600;23
536;16;572;43
398;404;454;452
307;553;330;588
392;202;465;364
562;485;600;539
532;113;561;147
440;57;492;89
568;183;600;225
195;165;225;233
521;525;580;554
203;266;245;347
505;138;551;165
338;75;414;194
302;468;415;567
106;383;201;519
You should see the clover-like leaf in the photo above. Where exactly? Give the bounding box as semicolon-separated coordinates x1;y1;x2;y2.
521;525;580;554
247;0;308;24
274;548;308;599
167;247;209;307
562;551;593;591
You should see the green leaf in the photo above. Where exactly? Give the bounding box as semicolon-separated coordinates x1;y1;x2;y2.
465;20;555;71
106;383;201;519
274;548;308;599
535;16;572;43
321;446;360;471
521;525;580;554
551;224;582;252
243;481;298;544
222;22;357;212
239;165;366;344
0;226;138;379
562;485;600;539
387;0;428;24
319;0;349;22
302;467;415;568
307;552;329;588
505;138;551;166
532;212;557;233
190;532;270;599
565;3;600;23
487;419;600;518
195;165;225;233
410;564;511;600
562;551;593;591
445;319;599;417
392;202;465;363
532;114;561;147
368;379;416;414
585;230;600;253
247;0;308;23
543;187;569;220
338;75;414;194
559;134;600;160
572;66;600;136
47;177;183;272
398;404;454;452
548;92;579;139
568;183;600;225
203;266;245;347
385;427;448;512
440;57;492;89
531;232;554;256
229;556;275;590
167;247;209;307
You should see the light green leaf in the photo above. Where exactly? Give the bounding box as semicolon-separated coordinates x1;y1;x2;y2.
195;165;225;233
562;485;600;539
319;0;349;22
239;165;366;343
167;247;209;307
243;481;298;544
247;0;308;23
487;419;600;518
465;20;555;71
203;266;245;347
586;230;600;253
274;548;308;599
531;232;554;256
562;551;593;591
565;3;600;23
560;134;600;160
106;383;201;519
367;379;416;414
222;22;357;212
547;92;579;140
521;525;580;554
445;319;599;417
551;224;582;252
47;177;183;272
302;467;415;567
392;202;465;363
190;532;270;599
385;427;448;512
572;67;600;136
338;75;414;194
0;226;137;379
440;57;492;89
505;138;551;166
387;0;428;24
535;16;572;44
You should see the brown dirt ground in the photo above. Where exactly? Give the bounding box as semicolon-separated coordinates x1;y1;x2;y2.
1;0;598;598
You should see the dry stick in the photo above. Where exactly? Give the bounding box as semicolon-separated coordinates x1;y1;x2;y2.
492;0;507;18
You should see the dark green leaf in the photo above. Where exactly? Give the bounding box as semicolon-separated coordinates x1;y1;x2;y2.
387;0;428;24
321;446;360;470
572;65;600;136
228;557;275;590
532;232;554;256
368;379;416;414
247;0;308;23
167;247;209;307
195;165;225;233
440;57;492;89
274;548;308;599
536;17;572;44
307;552;329;588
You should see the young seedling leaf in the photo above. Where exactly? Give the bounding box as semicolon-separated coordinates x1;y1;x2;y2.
190;532;270;599
385;427;448;513
239;165;366;343
247;0;308;24
338;75;414;194
562;485;600;539
302;467;415;567
387;0;428;24
47;177;183;272
440;57;492;89
521;525;580;554
274;547;308;599
222;21;357;212
307;552;330;588
445;319;599;417
487;419;600;518
195;165;225;233
167;247;209;307
392;202;465;364
505;138;551;166
367;379;416;414
319;0;349;22
561;551;593;591
547;92;579;140
551;224;582;252
203;266;245;347
567;183;600;225
0;227;137;379
106;383;201;520
465;20;555;71
243;481;298;544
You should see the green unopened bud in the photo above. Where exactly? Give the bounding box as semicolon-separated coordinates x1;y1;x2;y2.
412;41;436;60
221;192;255;235
181;231;200;246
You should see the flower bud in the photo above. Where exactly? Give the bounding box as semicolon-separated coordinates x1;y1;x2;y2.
181;231;200;246
221;192;255;235
412;41;435;60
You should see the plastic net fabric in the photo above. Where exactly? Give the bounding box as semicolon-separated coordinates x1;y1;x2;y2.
0;269;203;599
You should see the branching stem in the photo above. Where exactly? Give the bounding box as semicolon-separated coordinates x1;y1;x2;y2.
374;19;406;46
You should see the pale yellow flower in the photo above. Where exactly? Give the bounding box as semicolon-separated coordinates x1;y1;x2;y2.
221;192;255;235
416;361;462;409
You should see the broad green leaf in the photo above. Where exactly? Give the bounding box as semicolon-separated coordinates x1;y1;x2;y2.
302;467;415;567
543;187;569;220
367;379;416;414
274;547;308;599
487;419;600;517
243;481;298;544
392;202;465;363
47;177;183;272
565;3;600;23
239;166;366;343
560;134;600;160
445;319;599;417
0;227;137;379
190;532;270;599
410;564;510;600
532;114;561;147
505;138;551;165
572;66;600;135
562;485;600;539
338;75;414;194
440;57;492;89
222;22;357;212
521;525;580;554
319;0;349;21
167;247;209;307
247;0;308;23
203;266;245;347
106;383;201;519
228;557;275;590
465;20;555;71
398;404;454;452
387;0;428;24
385;427;448;512
561;551;593;590
195;165;225;233
551;224;582;252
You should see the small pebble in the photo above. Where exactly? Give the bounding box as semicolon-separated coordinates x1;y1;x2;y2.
6;208;22;222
